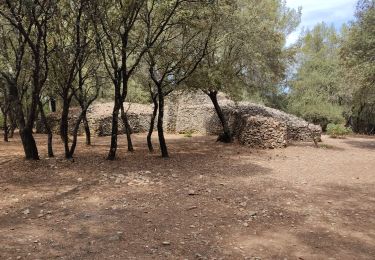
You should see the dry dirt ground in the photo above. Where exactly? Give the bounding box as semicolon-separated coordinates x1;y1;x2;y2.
0;134;374;260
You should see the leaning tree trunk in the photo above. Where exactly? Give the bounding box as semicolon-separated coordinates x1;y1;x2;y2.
157;86;169;158
19;127;39;160
38;101;54;157
120;103;134;152
7;82;39;160
67;111;86;159
83;114;91;145
207;91;233;143
147;95;158;152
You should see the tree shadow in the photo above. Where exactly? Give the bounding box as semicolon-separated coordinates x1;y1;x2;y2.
344;139;375;150
222;182;375;259
1;134;374;259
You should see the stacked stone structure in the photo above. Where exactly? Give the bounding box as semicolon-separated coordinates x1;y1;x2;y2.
36;92;322;148
237;116;287;149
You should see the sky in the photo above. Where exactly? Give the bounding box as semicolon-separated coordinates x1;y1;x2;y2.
286;0;358;45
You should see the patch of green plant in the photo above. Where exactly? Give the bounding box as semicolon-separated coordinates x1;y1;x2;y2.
319;144;335;149
179;129;195;138
326;123;352;138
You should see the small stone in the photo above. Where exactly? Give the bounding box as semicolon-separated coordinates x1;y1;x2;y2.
162;241;171;246
22;209;30;215
188;190;197;196
243;223;249;227
249;211;257;217
77;178;83;182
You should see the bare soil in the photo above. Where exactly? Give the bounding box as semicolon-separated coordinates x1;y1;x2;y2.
0;134;374;260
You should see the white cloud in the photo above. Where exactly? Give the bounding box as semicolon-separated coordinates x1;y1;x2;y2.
286;0;357;45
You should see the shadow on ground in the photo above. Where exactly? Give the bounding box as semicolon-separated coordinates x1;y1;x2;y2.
0;134;374;259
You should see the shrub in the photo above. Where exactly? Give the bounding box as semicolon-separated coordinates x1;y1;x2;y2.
326;123;352;138
287;96;345;131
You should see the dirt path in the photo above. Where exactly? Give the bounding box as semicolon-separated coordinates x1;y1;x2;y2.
0;134;374;259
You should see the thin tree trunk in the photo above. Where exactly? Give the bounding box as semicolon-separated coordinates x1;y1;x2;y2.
107;98;121;160
2;109;9;142
120;103;134;152
67;111;86;159
147;95;158;152
38;101;54;157
157;86;168;158
9;117;16;138
60;100;70;159
83;114;91;145
208;91;233;143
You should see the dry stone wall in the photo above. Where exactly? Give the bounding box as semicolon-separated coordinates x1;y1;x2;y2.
36;92;322;149
237;116;287;149
164;92;322;143
36;103;153;136
36;108;85;136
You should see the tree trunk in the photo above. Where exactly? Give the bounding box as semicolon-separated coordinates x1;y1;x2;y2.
67;111;86;159
147;95;158;152
9;117;16;138
83;114;91;145
107;99;121;161
208;91;233;143
157;86;169;158
120;103;134;152
19;127;39;160
2;109;9;142
8;83;39;160
60;100;70;159
38;101;54;157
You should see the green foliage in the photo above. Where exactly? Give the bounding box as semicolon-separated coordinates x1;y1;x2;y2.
288;93;345;128
187;0;301;100
326;123;352;138
126;80;150;104
340;0;375;134
288;23;347;129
